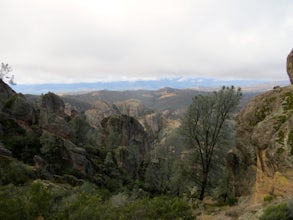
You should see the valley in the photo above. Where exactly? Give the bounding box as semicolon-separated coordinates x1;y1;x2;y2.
0;78;293;219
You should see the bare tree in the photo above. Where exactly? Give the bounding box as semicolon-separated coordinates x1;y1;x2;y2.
181;86;242;200
0;63;15;85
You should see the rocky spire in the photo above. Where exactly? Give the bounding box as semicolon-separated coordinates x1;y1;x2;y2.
287;49;293;84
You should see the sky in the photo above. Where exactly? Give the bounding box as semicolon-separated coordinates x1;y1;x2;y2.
0;0;292;84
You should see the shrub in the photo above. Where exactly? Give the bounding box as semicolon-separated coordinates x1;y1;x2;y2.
263;195;275;203
260;202;293;220
0;182;53;220
226;196;238;206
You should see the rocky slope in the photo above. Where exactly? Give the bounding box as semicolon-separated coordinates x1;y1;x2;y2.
0;79;150;187
228;85;293;204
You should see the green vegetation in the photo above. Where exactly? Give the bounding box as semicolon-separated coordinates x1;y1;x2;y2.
289;130;293;155
263;195;275;203
260;201;293;220
255;102;272;122
181;86;242;200
0;182;193;220
273;114;287;131
281;92;293;111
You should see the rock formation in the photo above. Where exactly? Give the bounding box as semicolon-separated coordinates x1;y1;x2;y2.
287;49;293;84
101;114;148;153
115;99;150;118
101;114;148;176
229;85;293;203
0;79;16;108
39;93;71;138
85;100;120;128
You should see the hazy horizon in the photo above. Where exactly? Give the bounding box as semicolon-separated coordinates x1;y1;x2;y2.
10;77;290;95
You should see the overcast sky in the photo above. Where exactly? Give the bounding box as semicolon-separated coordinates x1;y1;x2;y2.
0;0;292;84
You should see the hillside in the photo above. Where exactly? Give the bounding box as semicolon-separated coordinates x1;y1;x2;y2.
0;75;293;219
63;87;259;116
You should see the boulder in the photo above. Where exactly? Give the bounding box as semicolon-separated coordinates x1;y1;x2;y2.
287;49;293;84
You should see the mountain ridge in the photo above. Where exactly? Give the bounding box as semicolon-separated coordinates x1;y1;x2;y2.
11;78;289;94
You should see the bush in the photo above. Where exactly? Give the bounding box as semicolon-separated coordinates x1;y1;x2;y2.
0;182;53;220
260;202;293;220
0;158;33;185
263;195;275;203
225;196;238;206
0;181;194;220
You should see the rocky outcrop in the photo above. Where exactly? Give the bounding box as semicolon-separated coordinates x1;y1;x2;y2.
40;130;94;176
115;99;151;118
0;79;16;108
2;94;35;124
85;100;120;128
101;114;148;153
39;93;71;138
229;85;293;203
101;114;149;177
287;49;293;84
41;92;66;117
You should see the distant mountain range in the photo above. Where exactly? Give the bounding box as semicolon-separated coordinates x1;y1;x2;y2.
11;77;290;95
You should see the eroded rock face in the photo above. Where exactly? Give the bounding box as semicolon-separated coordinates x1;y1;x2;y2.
2;94;35;124
287;49;293;84
101;114;148;154
115;99;151;118
230;86;293;203
101;115;149;177
40;131;94;175
85;100;120;128
0;79;16;108
39;93;71;138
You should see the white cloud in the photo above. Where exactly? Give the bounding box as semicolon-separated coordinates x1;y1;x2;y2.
0;0;292;84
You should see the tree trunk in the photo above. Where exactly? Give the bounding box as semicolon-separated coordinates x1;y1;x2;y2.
199;172;208;200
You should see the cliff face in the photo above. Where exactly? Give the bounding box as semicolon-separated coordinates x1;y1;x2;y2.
287;49;293;84
101;114;149;177
229;85;293;203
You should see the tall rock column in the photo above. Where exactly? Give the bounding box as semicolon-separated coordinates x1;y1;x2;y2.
287;49;293;84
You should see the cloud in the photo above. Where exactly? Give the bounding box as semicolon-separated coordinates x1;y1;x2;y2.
0;0;292;84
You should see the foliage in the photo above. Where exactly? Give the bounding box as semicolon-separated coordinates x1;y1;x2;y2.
281;92;293;111
225;196;238;206
0;181;194;220
0;157;33;185
0;182;53;220
260;201;293;220
2;132;41;163
181;86;242;200
263;195;275;203
0;63;15;85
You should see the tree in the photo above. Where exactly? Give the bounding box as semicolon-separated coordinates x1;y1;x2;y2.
181;86;242;200
0;63;15;85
